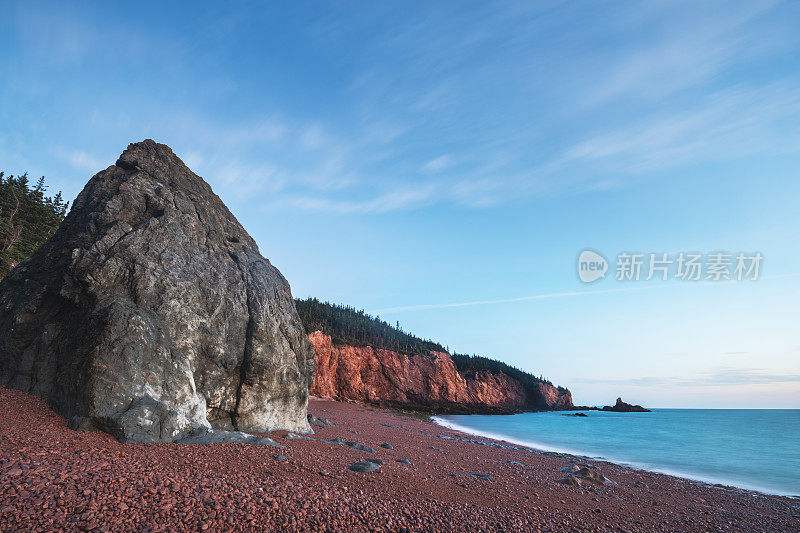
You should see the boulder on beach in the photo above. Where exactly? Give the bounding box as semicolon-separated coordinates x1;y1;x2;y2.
307;413;335;427
558;464;610;486
349;461;381;473
0;140;316;442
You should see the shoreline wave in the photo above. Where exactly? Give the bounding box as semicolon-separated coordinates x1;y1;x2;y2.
431;415;798;498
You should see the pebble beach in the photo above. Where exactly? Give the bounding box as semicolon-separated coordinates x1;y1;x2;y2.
1;388;797;532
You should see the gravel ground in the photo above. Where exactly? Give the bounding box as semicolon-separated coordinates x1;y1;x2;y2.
1;388;798;532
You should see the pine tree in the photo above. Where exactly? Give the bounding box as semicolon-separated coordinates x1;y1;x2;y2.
0;172;69;278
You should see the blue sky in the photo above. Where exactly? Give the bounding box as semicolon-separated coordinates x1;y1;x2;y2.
2;1;799;407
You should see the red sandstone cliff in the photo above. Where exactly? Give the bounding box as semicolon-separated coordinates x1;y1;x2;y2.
308;331;573;413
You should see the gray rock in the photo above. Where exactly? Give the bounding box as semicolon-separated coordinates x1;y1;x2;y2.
322;437;377;453
348;461;381;473
397;458;413;465
558;464;610;485
379;442;394;450
307;414;335;427
176;428;282;446
558;475;584;487
275;455;289;461
284;432;313;440
349;442;377;454
0;140;316;443
365;458;384;465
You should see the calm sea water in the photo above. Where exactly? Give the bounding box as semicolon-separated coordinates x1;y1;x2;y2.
434;409;800;496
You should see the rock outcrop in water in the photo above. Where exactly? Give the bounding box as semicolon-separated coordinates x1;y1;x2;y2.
601;397;650;412
309;331;573;413
0;140;315;442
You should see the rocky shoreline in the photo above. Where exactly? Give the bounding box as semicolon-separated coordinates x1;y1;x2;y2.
1;387;797;532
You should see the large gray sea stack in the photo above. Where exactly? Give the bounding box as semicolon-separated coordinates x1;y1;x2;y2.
0;140;315;442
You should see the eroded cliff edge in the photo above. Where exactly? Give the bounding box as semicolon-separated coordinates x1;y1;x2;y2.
309;331;573;414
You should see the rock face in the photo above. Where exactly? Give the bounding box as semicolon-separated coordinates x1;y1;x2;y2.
602;397;651;413
0;140;315;442
309;331;573;413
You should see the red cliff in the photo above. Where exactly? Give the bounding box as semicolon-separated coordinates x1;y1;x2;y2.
309;331;573;413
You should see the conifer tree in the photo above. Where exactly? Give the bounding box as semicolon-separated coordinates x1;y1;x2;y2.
0;172;69;278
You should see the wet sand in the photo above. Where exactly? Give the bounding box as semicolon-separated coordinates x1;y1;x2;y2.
1;388;797;531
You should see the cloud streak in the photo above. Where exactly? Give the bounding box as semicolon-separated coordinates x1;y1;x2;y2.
577;367;800;387
369;284;665;315
369;272;800;315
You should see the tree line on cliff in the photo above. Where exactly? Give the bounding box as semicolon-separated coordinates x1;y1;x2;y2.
0;172;69;279
295;297;558;388
294;297;446;355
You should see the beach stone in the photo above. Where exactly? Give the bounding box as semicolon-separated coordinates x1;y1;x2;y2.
176;429;282;446
307;414;335;427
0;140;315;442
348;462;380;473
365;458;384;465
348;442;377;454
284;432;313;440
558;464;609;485
558;475;585;487
275;455;289;461
397;458;413;465
380;442;394;450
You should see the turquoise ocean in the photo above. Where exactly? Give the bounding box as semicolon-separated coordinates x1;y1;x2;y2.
433;409;800;496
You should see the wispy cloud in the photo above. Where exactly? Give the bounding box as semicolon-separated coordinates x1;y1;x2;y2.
276;185;437;215
562;81;800;173
58;148;107;173
369;271;800;315
370;284;665;315
580;2;782;107
578;367;800;387
13;1;800;215
422;155;453;173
